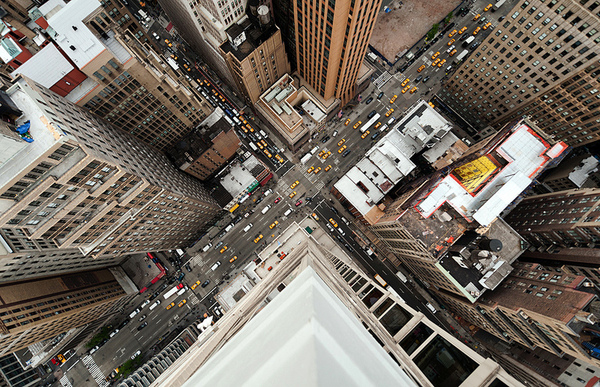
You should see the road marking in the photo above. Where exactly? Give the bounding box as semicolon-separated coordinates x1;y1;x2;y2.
82;355;108;387
59;375;73;387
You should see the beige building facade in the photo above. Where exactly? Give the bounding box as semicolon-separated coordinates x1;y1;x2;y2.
438;0;600;146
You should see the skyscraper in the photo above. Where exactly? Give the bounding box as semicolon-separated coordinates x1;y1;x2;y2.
0;267;133;356
438;0;600;145
0;76;220;283
4;0;215;151
147;219;521;387
437;261;600;368
293;0;382;105
369;119;565;302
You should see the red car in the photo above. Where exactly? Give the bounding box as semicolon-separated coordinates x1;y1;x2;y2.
176;283;184;289
274;197;282;204
295;200;303;207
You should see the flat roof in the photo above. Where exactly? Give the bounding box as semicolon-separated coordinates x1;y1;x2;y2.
47;0;105;69
11;44;74;88
220;16;279;62
417;124;562;226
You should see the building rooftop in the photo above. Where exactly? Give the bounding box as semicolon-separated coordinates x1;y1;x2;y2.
11;43;73;88
416;123;567;226
220;15;279;63
149;218;523;387
334;101;457;223
46;0;131;67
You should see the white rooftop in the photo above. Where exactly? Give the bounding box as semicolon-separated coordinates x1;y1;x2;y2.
183;266;416;387
47;0;106;69
220;161;258;197
417;124;564;226
569;156;599;187
11;44;74;88
334;101;456;219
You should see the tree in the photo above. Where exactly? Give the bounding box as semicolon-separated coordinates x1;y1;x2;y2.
445;11;454;24
426;23;439;41
85;326;111;348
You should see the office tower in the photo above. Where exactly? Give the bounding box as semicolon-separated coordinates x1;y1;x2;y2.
369;119;565;302
436;261;600;368
4;0;214;151
438;0;600;145
147;220;520;387
0;268;132;356
156;0;244;87
220;10;291;104
0;352;40;387
167;109;242;180
504;188;600;251
539;152;600;192
293;0;382;106
0;77;220;280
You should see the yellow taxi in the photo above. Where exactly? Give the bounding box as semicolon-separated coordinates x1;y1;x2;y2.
449;49;457;56
275;154;284;163
483;22;492;30
374;122;382;130
438;59;446;68
170;54;178;60
484;3;492;11
432;58;441;67
165;39;172;47
344;118;351;126
338;145;347;153
361;130;370;139
314;166;322;174
318;150;326;158
247;124;254;132
325;165;332;172
220;246;228;253
241;125;248;133
410;87;418;94
385;108;394;117
417;64;426;73
261;140;267;147
254;234;263;243
166;302;175;310
191;280;201;290
307;166;315;173
337;138;346;146
458;26;468;34
473;13;481;21
229;256;238;263
401;78;410;87
312;212;320;220
448;29;457;38
178;299;187;307
447;39;455;46
322;151;331;160
329;218;338;228
290;180;299;189
473;27;481;35
390;95;398;103
431;51;440;60
402;85;410;94
289;191;297;198
269;221;279;229
353;121;362;129
264;149;272;158
257;141;264;149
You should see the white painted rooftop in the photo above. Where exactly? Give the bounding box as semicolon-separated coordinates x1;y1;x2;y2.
47;0;106;69
569;156;599;187
183;266;416;387
417;124;565;226
334;101;456;219
11;44;73;88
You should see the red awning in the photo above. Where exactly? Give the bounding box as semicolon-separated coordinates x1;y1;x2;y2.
166;22;173;32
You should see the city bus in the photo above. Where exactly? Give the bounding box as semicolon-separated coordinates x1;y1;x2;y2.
361;113;381;133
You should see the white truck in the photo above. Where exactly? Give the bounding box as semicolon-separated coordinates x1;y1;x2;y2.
396;271;408;283
166;57;179;71
456;50;469;62
492;0;506;11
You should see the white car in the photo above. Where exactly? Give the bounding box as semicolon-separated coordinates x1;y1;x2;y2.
131;350;141;360
446;45;455;53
